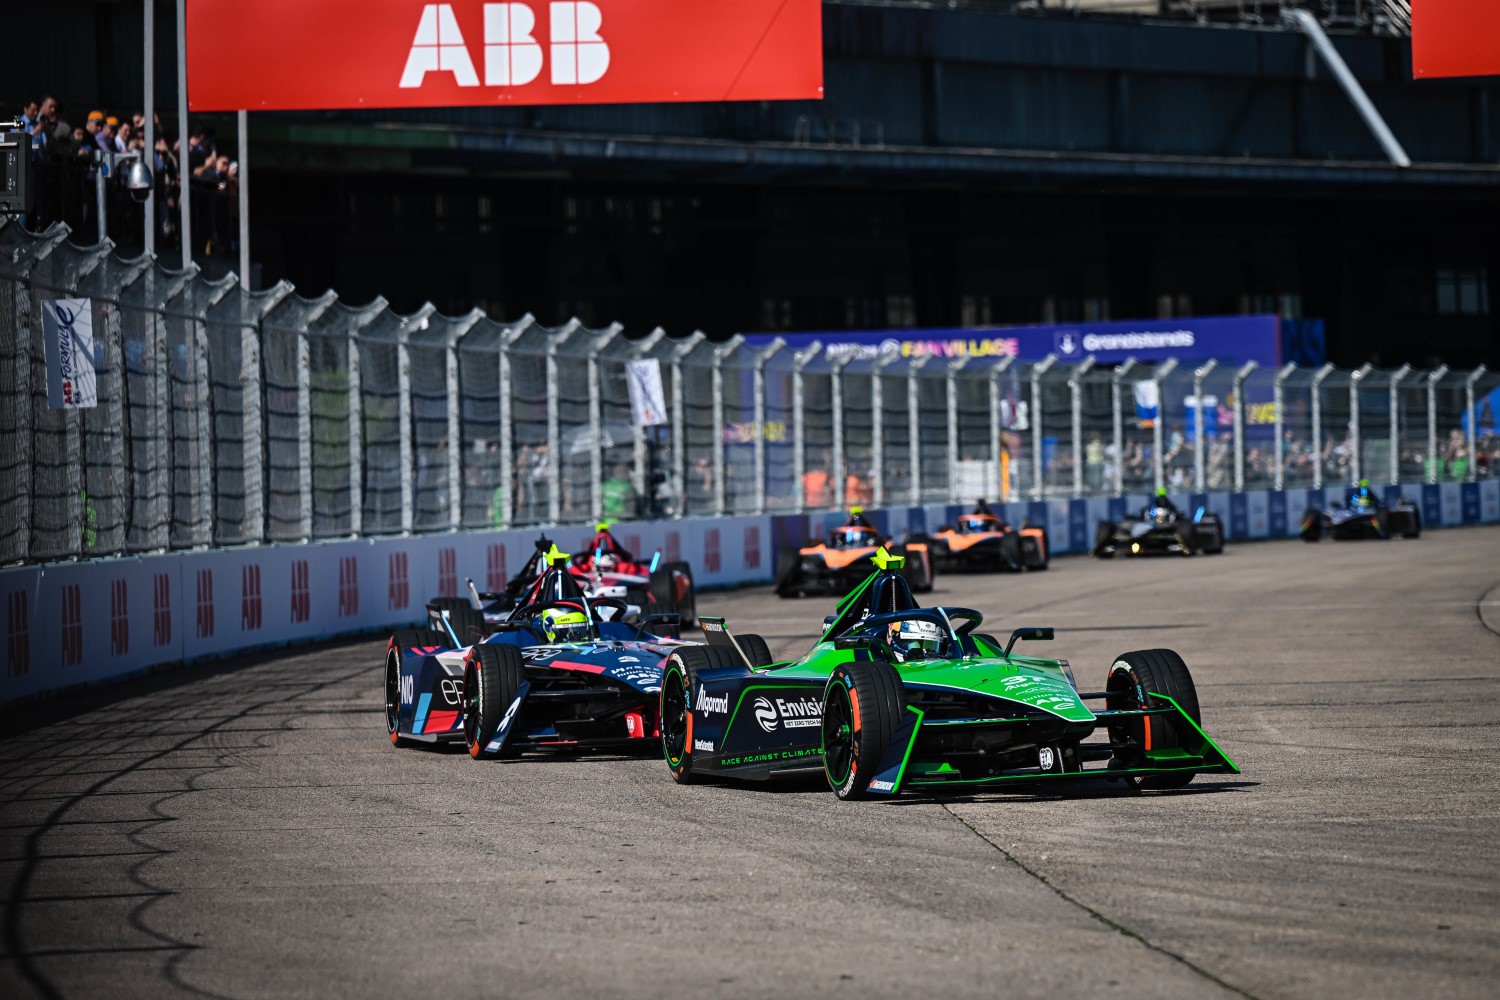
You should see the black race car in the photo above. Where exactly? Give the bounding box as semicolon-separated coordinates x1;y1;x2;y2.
1301;483;1421;541
1092;493;1224;558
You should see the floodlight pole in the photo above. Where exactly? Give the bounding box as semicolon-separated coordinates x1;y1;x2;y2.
176;0;191;269
1426;365;1448;485
238;109;249;289
1387;365;1411;486
143;0;155;256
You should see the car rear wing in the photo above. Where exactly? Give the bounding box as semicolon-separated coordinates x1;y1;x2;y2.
699;616;757;671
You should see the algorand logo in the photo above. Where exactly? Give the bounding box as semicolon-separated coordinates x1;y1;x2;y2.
694;687;729;715
401;3;610;89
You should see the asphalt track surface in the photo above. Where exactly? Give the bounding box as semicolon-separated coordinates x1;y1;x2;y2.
3;528;1499;1000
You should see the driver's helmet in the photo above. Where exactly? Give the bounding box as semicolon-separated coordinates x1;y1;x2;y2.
957;515;994;534
830;525;878;550
887;618;945;662
1352;480;1374;509
540;607;590;644
1149;488;1173;524
596;552;618;572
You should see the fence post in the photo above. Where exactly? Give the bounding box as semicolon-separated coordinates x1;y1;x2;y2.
545;322;579;525
832;352;852;510
712;337;743;518
446;312;482;532
1070;357;1095;498
792;340;822;514
671;332;702;519
752;339;785;516
1233;362;1257;493
1150;359;1177;493
587;326;623;523
1466;366;1488;483
907;355;928;505
1387;364;1411;486
947;357;968;505
496;318;529;527
871;353;899;508
1273;362;1295;491
1348;363;1372;484
1110;358;1137;497
990;357;1015;501
1310;363;1335;490
295;320;313;540
1426;365;1448;485
1030;354;1057;500
1193;360;1217;493
347;321;363;537
631;328;665;511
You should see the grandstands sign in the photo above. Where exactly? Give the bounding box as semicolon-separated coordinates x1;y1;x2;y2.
1412;0;1500;79
185;0;824;111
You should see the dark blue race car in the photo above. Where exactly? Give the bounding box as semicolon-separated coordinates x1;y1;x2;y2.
384;551;698;758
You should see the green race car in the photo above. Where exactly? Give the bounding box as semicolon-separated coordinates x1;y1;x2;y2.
660;550;1238;799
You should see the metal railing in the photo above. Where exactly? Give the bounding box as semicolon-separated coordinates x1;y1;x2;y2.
3;220;1496;564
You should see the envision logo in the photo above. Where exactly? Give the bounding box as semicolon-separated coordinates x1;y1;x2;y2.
754;695;823;732
401;3;610;89
694;687;729;715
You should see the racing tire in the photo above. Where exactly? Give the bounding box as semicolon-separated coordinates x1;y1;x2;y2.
429;596;487;646
1023;526;1050;570
463;643;526;760
735;632;776;669
1104;649;1202;790
999;532;1024;573
900;548;935;593
1193;516;1225;555
386;629;431;747
1300;509;1323;542
1092;521;1116;558
774;546;803;599
1398;504;1422;539
822;660;905;801
660;645;742;784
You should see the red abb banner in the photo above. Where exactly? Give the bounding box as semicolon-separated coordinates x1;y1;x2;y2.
1412;0;1500;79
186;0;823;111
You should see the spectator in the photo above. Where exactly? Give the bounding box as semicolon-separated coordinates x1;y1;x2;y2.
803;449;832;508
85;110;111;153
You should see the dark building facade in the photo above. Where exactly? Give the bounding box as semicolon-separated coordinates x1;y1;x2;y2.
8;1;1500;366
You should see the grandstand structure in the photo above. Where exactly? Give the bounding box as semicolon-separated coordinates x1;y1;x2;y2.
5;1;1496;368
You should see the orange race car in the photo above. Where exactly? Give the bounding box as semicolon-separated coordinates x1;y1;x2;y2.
774;508;934;598
912;499;1049;573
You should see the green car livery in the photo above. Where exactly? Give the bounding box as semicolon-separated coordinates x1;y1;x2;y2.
660;549;1237;799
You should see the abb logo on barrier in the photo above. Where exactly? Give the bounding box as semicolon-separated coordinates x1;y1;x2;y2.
290;560;311;623
486;544;506;591
438;548;458;597
60;585;83;667
153;573;172;647
5;591;27;678
704;529;721;574
389;552;411;611
242;565;263;632
338;557;360;618
402;3;609;89
110;579;129;656
665;531;681;564
196;570;215;639
743;526;760;569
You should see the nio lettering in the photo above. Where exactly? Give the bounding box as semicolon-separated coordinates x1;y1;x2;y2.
400;674;415;705
694;688;729;715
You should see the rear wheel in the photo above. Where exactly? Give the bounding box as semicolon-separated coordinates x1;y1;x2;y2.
1300;509;1323;542
1194;516;1225;555
660;645;741;784
430;596;486;646
998;532;1023;572
463;643;526;759
774;546;802;598
822;660;905;800
385;629;430;747
1092;522;1115;557
1104;649;1202;790
1401;505;1422;539
901;548;935;593
734;633;776;669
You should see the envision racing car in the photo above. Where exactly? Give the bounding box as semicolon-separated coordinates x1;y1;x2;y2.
1301;480;1421;542
912;499;1048;572
386;548;695;757
775;508;933;598
1092;489;1225;558
661;549;1237;799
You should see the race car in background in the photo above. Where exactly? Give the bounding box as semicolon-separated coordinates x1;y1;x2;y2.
911;499;1048;572
387;550;695;757
1301;481;1421;541
1092;489;1225;558
660;548;1237;798
428;526;697;634
774;508;934;598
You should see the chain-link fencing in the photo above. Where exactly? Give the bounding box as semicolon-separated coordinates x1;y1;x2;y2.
2;219;1497;564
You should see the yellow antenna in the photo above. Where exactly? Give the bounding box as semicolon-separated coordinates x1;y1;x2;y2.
850;506;863;516
545;543;571;567
871;546;905;571
595;521;612;532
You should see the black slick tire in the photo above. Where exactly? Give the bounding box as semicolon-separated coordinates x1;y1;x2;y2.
1092;522;1115;558
463;643;525;760
1104;648;1202;790
386;629;430;747
1300;509;1322;542
822;660;905;800
648;561;696;626
734;633;776;669
999;532;1023;573
660;645;741;784
430;596;486;646
774;546;802;598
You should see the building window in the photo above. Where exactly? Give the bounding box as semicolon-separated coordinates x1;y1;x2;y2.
1436;267;1489;316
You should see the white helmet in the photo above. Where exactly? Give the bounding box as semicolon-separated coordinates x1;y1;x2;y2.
596;552;618;572
888;619;944;662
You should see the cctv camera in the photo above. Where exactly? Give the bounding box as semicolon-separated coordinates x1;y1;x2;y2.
123;158;154;203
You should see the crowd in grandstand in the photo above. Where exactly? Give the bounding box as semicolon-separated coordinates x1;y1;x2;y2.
12;93;240;258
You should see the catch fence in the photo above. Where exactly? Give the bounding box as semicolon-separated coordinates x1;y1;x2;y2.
2;219;1496;564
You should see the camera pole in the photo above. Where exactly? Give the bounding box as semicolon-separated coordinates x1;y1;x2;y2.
238;109;249;290
176;0;191;269
143;0;155;257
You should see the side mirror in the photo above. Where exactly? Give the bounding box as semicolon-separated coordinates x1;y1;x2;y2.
834;635;876;651
1004;627;1054;658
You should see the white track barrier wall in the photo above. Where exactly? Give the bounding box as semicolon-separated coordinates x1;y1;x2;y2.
3;484;1497;707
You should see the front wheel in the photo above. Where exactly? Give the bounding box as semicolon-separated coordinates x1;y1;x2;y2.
660;645;741;784
822;661;905;800
1300;509;1323;542
1104;648;1202;790
463;643;526;759
385;629;430;747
